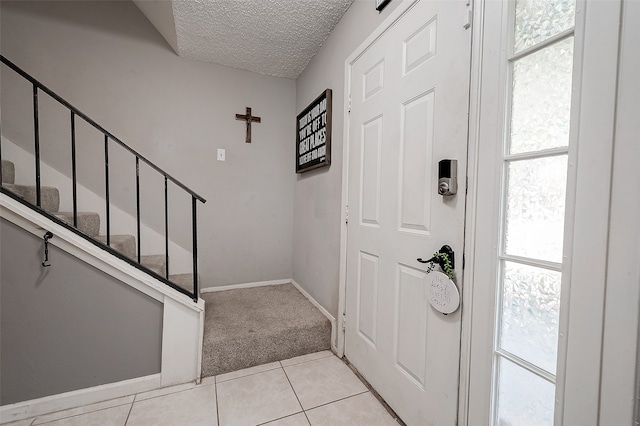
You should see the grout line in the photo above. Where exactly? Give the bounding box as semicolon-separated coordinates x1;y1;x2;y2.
214;382;220;426
281;365;309;424
18;395;136;426
254;411;306;426
124;402;134;425
303;390;370;412
134;388;190;403
215;364;285;384
343;357;405;425
280;352;335;369
30;404;133;426
211;352;335;386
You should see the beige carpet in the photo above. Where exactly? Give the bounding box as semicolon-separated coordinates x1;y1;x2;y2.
201;283;331;377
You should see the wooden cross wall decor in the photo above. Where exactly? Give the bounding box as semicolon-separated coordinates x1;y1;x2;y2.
235;107;261;143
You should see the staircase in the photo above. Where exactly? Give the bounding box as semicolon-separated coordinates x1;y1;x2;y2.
1;158;195;295
0;55;204;301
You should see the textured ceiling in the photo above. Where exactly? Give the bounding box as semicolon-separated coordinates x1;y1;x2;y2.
136;0;355;79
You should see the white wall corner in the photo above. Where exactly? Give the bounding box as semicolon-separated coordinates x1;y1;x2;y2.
160;296;203;387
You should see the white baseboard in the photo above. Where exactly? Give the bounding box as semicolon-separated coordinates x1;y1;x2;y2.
200;279;292;293
291;279;338;353
0;374;161;423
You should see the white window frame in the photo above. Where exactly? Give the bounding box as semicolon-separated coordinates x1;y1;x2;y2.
460;0;633;424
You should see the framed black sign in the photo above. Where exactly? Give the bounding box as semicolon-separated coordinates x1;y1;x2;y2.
296;89;332;173
375;0;392;12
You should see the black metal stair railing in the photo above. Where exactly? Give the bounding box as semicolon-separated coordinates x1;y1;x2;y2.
0;55;206;302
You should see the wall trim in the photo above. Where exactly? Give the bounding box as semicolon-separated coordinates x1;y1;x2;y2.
200;279;292;293
0;374;161;423
291;279;337;353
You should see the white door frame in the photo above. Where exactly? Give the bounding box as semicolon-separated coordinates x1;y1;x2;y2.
336;0;421;359
457;0;486;422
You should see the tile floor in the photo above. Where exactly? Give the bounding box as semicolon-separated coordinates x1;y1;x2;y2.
3;351;401;426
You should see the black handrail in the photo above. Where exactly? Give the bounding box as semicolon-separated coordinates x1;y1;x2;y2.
1;55;206;302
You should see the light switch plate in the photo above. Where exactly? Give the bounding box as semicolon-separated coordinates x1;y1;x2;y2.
217;149;225;161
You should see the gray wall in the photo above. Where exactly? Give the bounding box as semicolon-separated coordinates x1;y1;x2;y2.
0;218;163;405
0;1;296;288
293;0;401;316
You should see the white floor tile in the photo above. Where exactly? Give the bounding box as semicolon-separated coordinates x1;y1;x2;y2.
216;361;281;384
305;393;399;426
201;376;216;386
134;382;197;402
32;396;134;424
279;351;333;367
283;356;367;410
217;368;302;426
4;357;400;426
126;385;217;426
260;413;309;426
35;405;130;426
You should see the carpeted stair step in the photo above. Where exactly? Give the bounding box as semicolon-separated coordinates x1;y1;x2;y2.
96;234;136;260
93;236;167;279
1;160;15;184
201;284;331;377
2;184;60;212
54;212;100;237
170;273;195;294
141;255;166;277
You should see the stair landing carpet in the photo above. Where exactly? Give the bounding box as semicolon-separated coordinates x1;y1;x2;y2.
202;283;331;377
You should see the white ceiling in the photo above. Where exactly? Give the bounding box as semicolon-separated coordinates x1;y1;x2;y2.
134;0;355;79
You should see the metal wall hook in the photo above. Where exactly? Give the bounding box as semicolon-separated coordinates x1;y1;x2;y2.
42;231;54;267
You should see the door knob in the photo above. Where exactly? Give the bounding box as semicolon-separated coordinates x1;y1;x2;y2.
417;245;455;271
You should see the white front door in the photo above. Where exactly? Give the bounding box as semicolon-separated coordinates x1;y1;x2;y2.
344;1;471;424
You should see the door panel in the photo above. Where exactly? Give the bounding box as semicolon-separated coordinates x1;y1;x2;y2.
357;251;379;346
345;1;472;424
395;264;428;387
360;117;383;226
403;17;437;75
399;91;434;234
